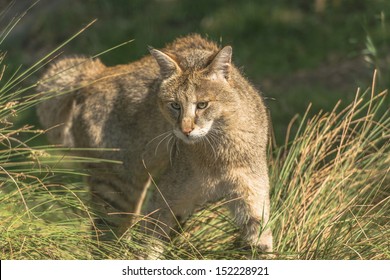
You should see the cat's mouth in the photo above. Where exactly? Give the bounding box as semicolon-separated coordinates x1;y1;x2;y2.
173;120;213;144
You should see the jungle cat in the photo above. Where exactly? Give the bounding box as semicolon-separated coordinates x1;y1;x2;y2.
37;34;273;258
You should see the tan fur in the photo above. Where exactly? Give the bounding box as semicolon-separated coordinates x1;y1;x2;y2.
37;34;272;258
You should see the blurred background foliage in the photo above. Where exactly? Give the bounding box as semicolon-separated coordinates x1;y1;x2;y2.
1;0;389;143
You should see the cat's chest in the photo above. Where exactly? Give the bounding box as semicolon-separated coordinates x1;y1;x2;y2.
184;160;235;188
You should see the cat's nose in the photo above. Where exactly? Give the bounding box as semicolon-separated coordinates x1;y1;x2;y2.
181;117;194;136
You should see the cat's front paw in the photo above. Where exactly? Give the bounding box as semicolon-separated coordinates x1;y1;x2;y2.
137;240;166;260
257;228;273;252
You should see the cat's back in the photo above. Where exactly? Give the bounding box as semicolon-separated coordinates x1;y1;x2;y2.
37;51;165;150
70;56;169;149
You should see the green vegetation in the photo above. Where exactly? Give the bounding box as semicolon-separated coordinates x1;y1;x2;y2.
1;0;389;259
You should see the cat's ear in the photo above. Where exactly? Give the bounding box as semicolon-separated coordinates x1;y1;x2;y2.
207;46;232;82
148;47;181;79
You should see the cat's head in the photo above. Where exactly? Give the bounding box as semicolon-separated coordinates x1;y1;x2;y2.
150;45;233;144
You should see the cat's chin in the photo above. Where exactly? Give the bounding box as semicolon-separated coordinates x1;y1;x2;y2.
173;129;203;144
173;121;213;144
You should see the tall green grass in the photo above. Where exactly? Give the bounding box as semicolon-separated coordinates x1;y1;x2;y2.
0;6;123;259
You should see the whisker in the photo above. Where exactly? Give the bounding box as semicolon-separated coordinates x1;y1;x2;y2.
169;137;177;166
208;131;219;147
205;135;217;162
166;135;173;153
145;131;172;148
154;132;173;156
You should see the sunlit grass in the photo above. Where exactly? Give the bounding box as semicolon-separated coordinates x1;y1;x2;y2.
269;75;389;259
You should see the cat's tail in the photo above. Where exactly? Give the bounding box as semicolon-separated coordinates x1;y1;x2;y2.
36;57;105;146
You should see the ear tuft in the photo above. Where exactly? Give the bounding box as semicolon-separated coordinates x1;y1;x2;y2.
208;46;232;82
149;47;181;79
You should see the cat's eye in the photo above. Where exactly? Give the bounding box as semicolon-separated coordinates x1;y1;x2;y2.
196;102;208;109
170;102;181;110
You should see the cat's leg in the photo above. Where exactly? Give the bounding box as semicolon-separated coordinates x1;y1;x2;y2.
89;175;150;242
140;206;176;259
226;176;273;253
140;179;194;259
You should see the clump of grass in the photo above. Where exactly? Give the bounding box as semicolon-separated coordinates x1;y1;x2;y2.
269;74;389;259
0;5;125;260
